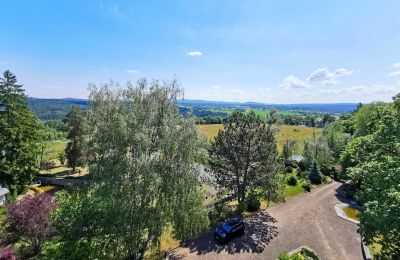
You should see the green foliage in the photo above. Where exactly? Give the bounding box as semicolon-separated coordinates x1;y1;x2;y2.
0;70;42;194
54;79;209;259
334;93;400;258
302;180;312;192
303;137;334;172
278;248;320;260
64;105;86;171
58;152;66;166
308;161;323;184
209;111;283;204
287;175;298;186
246;189;262;212
282;139;297;161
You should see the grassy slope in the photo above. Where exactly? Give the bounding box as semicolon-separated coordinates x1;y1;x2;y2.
197;124;322;153
42;139;68;161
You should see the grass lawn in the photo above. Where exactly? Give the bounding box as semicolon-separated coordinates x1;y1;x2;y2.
197;124;322;153
282;183;305;198
42;139;68;161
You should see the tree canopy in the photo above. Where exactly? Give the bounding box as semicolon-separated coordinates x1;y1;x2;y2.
209;111;283;204
53;79;209;259
64;105;86;172
0;70;42;194
334;94;400;258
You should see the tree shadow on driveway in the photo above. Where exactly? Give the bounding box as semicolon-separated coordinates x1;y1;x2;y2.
175;211;278;257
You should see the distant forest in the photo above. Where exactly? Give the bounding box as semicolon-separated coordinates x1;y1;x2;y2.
27;97;358;126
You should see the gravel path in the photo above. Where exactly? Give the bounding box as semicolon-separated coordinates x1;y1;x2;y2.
170;182;363;260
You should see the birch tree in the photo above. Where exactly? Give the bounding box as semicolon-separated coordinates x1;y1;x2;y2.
54;79;209;259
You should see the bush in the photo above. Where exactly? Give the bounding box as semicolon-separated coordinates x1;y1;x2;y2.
0;247;16;260
246;196;261;212
278;253;290;260
285;166;293;173
5;193;57;256
302;180;312;192
308;161;323;184
237;201;247;214
287;176;298;186
323;176;332;184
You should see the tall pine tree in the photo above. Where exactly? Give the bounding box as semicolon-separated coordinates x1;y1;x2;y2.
0;70;41;193
64;105;86;172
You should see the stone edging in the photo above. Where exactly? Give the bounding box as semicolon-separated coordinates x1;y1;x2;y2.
334;203;360;224
361;241;372;260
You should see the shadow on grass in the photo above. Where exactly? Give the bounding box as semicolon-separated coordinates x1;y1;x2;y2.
171;212;278;258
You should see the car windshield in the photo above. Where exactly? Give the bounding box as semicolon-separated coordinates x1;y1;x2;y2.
222;222;233;232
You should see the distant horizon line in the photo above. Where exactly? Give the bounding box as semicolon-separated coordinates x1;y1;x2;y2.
27;96;364;106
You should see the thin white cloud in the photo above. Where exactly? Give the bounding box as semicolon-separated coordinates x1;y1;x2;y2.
126;69;140;74
334;68;353;77
186;51;202;57
388;62;400;77
388;71;400;77
279;75;309;89
307;68;353;85
320;85;398;96
391;62;400;69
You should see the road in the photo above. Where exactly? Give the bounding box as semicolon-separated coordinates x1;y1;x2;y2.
170;182;363;260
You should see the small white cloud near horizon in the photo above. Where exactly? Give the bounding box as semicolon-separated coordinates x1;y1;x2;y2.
279;75;309;89
126;69;141;74
186;51;202;57
388;71;400;77
307;68;353;85
388;63;400;77
391;62;400;69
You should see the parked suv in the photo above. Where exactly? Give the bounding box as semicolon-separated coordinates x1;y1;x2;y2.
214;218;245;243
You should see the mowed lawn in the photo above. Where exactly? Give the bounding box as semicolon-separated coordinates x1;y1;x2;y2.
197;124;322;153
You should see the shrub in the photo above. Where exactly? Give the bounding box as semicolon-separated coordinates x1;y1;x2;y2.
323;176;332;184
302;180;312;192
308;161;323;184
285;166;293;173
237;201;248;214
58;151;66;166
0;247;16;260
246;196;261;212
5;193;57;256
287;176;298;186
278;253;290;260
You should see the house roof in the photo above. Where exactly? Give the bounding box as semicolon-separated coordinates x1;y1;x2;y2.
289;155;304;162
0;186;10;196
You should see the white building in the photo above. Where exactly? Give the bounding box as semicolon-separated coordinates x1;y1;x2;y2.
0;186;10;206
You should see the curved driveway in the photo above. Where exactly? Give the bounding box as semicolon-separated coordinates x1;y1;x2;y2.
170;182;363;260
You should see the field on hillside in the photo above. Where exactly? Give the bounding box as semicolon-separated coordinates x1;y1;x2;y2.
197;124;322;153
43;139;68;161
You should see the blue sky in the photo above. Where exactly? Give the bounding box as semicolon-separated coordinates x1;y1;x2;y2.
0;0;399;103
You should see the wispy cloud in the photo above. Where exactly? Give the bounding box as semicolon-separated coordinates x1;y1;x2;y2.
388;63;400;77
391;62;400;69
126;69;141;74
307;68;353;85
186;51;202;57
388;71;400;77
90;3;126;21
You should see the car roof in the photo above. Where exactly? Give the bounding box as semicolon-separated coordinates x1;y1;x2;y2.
225;218;242;225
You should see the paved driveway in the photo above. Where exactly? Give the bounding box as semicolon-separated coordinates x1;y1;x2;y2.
170;182;363;260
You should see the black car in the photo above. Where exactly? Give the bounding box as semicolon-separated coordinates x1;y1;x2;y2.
214;218;245;243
